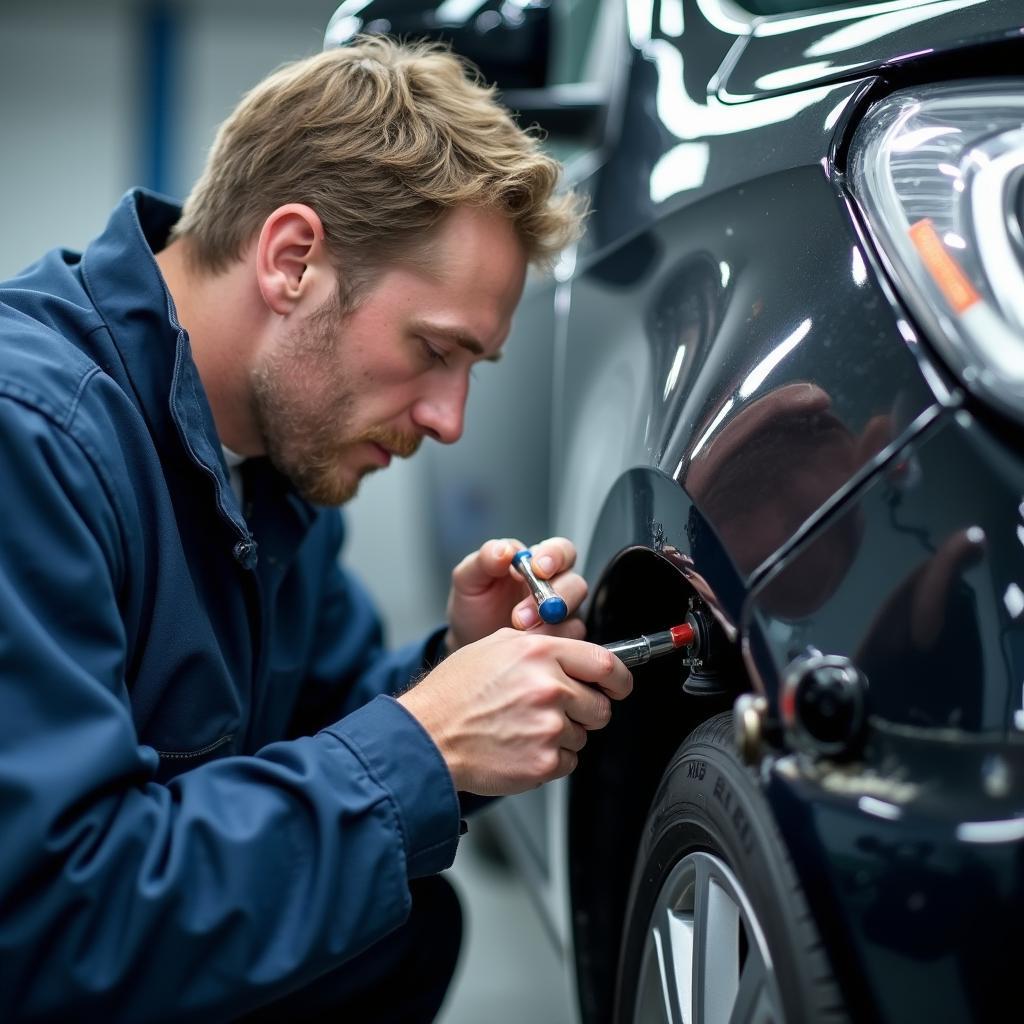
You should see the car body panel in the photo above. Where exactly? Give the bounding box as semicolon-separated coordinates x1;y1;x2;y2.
766;732;1024;1023
721;0;1024;102
557;162;944;600
325;2;1024;1019
747;408;1024;737
744;408;1024;1016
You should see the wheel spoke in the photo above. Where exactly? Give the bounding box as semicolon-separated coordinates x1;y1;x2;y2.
727;947;772;1024
692;853;711;1022
702;879;741;1024
650;902;693;1023
691;854;747;1024
634;923;670;1023
633;851;785;1024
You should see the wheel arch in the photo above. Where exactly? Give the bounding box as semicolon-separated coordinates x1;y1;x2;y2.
566;467;754;1023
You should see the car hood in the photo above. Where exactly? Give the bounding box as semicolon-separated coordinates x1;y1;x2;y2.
718;0;1023;102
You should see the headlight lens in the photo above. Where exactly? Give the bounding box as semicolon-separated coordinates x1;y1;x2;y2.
849;81;1024;422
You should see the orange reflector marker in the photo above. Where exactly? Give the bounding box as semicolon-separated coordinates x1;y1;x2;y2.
908;218;980;315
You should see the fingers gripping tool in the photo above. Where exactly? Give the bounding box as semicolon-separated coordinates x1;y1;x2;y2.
512;548;698;666
512;549;569;624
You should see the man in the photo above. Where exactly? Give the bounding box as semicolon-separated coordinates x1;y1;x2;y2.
0;35;632;1022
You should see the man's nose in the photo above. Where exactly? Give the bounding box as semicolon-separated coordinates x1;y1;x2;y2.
411;375;468;445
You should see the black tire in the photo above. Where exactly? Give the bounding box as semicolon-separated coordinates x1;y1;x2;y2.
613;712;847;1024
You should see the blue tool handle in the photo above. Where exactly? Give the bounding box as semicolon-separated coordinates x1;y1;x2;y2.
538;595;569;624
512;548;569;624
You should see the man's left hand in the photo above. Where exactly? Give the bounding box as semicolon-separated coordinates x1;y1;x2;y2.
445;536;587;653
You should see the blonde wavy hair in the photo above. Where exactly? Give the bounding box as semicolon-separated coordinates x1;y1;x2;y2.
172;35;582;300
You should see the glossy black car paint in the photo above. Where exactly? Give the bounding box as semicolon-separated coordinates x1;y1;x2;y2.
327;2;1024;1021
566;14;1024;1012
745;410;1024;1021
722;0;1024;101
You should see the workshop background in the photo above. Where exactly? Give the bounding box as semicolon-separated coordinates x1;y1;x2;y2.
0;1;573;1019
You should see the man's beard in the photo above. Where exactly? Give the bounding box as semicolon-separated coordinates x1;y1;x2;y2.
250;295;420;505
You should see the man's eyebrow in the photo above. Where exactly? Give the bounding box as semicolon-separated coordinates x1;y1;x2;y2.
414;321;503;362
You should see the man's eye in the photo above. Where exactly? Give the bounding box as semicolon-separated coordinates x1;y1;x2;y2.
418;338;448;367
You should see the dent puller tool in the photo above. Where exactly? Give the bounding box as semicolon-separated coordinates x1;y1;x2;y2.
512;548;569;624
603;623;696;668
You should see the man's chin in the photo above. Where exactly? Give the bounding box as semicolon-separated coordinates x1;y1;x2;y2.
280;444;400;506
291;466;364;507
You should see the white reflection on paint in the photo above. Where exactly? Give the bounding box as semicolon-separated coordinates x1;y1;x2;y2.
695;0;752;36
754;60;864;93
756;0;968;38
720;261;731;288
957;817;1024;843
329;0;374;18
554;280;571;319
802;0;983;58
435;0;489;23
325;13;365;44
739;318;812;399
690;398;735;459
1004;582;1024;619
944;232;967;249
647;40;837;141
554;243;578;283
858;796;902;821
649;142;710;202
627;0;655;45
852;247;867;286
823;93;853;132
660;0;684;37
664;344;687;400
499;2;525;27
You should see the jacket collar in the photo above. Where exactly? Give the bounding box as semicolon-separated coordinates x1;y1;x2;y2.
79;189;317;556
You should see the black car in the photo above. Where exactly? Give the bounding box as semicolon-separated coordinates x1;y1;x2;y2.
329;3;1024;1021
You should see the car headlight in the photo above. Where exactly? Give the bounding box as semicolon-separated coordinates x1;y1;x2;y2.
849;81;1024;422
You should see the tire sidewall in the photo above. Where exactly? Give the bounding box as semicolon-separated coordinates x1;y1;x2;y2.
613;714;819;1024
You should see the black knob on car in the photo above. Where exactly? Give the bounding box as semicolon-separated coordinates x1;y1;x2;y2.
781;653;868;758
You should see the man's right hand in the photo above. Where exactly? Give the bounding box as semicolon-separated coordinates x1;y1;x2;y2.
397;628;633;796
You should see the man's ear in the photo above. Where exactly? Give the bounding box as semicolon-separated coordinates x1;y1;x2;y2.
255;204;329;315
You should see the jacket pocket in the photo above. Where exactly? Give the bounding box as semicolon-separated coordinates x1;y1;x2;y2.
154;732;235;784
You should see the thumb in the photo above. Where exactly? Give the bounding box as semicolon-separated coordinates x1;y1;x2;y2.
451;538;526;596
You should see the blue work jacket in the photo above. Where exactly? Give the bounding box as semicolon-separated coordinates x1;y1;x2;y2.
0;190;461;1021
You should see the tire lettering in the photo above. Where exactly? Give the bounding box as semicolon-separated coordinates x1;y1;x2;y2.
733;804;753;855
713;774;728;807
686;759;706;781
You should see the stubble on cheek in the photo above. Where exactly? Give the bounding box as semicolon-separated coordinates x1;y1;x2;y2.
249;305;361;504
249;298;423;506
251;365;360;504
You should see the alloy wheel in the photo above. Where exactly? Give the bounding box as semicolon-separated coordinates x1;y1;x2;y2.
632;851;785;1024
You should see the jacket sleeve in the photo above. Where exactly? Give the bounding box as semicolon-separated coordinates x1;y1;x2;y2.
286;513;450;738
0;395;461;1021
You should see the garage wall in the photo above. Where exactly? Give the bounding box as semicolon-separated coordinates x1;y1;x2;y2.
0;0;441;645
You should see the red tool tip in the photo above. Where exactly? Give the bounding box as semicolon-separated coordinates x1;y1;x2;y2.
670;623;695;648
